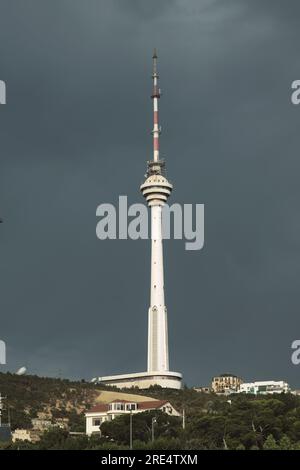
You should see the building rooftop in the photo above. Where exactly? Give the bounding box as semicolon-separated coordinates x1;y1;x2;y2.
138;400;168;410
86;403;108;413
87;399;169;414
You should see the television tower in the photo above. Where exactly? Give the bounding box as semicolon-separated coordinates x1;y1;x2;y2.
97;51;182;390
141;50;173;373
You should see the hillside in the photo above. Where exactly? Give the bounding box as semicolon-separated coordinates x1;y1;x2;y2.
2;372;300;449
0;372;160;432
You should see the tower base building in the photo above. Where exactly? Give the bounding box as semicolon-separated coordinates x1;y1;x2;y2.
97;371;182;390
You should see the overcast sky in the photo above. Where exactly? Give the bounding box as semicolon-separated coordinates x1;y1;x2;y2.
1;0;300;387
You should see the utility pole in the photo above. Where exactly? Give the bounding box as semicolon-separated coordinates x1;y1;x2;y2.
151;417;157;443
182;407;186;430
129;411;133;450
7;406;11;426
0;393;7;427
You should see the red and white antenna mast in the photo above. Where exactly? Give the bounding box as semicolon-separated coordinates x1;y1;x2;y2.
151;48;161;163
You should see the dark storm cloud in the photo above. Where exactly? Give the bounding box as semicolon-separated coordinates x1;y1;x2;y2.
114;0;176;19
1;0;300;386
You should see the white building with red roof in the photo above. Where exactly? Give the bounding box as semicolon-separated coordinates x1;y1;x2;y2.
85;399;180;436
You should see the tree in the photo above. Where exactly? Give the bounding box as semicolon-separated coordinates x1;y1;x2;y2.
236;444;245;450
263;434;278;450
101;410;181;445
9;409;32;431
38;428;69;450
279;435;293;450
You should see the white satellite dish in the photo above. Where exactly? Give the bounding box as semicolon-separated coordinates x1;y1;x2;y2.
16;366;27;376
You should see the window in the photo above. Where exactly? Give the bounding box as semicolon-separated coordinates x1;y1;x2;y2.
93;418;101;427
126;404;136;411
115;403;124;411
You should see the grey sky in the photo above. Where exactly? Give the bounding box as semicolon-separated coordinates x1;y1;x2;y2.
1;0;300;387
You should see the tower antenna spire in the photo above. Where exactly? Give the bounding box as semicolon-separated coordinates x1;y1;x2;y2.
151;49;161;164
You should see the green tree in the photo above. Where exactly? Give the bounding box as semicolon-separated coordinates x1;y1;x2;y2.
279;435;293;450
38;428;69;450
236;444;245;450
263;434;278;450
101;410;181;446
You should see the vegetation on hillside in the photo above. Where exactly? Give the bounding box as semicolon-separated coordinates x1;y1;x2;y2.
2;373;300;449
0;372;108;431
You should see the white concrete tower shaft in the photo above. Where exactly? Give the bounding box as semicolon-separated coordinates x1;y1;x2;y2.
148;203;169;372
140;50;172;373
